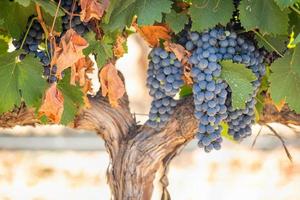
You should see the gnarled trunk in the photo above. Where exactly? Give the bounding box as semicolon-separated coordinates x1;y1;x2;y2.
1;88;300;199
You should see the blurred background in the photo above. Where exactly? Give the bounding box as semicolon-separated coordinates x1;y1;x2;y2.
0;34;300;200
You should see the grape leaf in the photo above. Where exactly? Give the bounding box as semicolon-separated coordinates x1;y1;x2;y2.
255;34;288;53
220;60;257;109
57;70;84;125
136;0;172;25
179;85;192;97
0;51;46;114
43;11;62;33
84;32;113;68
33;0;64;17
0;39;8;55
292;33;300;45
289;10;300;34
274;0;299;9
80;0;109;22
39;84;64;123
0;1;35;38
165;10;188;34
102;0;137;32
135;25;171;47
239;0;289;35
189;0;234;32
269;46;300;113
15;0;31;7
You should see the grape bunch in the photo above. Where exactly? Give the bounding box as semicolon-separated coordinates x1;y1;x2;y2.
13;18;43;59
59;0;90;36
186;29;231;152
146;48;184;130
176;27;265;152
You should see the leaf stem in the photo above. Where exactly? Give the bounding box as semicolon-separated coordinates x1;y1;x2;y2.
253;30;284;57
291;5;300;15
20;17;37;49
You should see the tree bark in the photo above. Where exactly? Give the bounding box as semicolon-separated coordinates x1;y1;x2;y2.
75;94;198;200
1;91;300;199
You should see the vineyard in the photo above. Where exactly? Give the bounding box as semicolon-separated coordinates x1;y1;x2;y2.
0;0;300;199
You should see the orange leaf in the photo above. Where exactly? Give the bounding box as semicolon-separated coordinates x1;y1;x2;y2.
274;99;286;112
113;34;126;58
39;84;64;123
134;24;171;47
163;41;193;85
80;0;109;22
51;29;88;79
99;63;125;107
71;57;94;86
163;41;188;62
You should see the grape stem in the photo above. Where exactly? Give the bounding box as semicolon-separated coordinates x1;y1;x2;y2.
50;0;62;36
20;17;37;49
35;4;49;39
253;30;284;57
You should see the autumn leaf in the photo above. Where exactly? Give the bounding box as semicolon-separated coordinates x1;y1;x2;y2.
71;56;94;86
39;84;64;123
134;24;171;47
99;63;125;107
51;29;89;78
80;0;109;22
163;41;192;84
113;34;126;58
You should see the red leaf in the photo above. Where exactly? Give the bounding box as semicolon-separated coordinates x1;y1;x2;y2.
80;0;109;22
39;84;64;123
51;29;89;79
99;63;125;107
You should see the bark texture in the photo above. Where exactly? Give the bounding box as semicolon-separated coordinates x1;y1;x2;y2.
75;94;197;200
1;93;300;199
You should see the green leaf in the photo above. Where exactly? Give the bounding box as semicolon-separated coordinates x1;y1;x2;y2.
269;46;300;113
0;1;35;38
103;0;137;32
179;85;193;97
274;0;299;9
189;0;234;32
43;11;63;33
255;34;288;53
136;0;172;25
292;33;300;45
239;0;289;35
84;32;113;68
0;39;8;55
220;60;257;109
220;122;235;141
33;0;64;17
289;10;300;34
0;51;46;114
15;0;31;7
165;10;188;34
57;70;83;125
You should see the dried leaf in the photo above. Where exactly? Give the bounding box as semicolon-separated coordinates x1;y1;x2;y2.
163;41;192;85
51;29;89;78
99;63;125;107
275;99;286;112
80;0;109;22
39;84;64;123
134;24;171;47
82;79;92;108
113;34;126;58
71;57;94;86
163;41;188;62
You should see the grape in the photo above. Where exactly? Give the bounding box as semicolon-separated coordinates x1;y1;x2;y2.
146;48;184;130
178;26;266;152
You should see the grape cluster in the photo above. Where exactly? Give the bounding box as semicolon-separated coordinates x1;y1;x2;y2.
146;48;184;130
186;29;231;152
177;27;265;152
59;0;90;36
13;19;43;59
